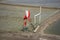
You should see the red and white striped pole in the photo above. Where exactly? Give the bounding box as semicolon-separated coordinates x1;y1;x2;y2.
25;10;30;21
23;10;30;27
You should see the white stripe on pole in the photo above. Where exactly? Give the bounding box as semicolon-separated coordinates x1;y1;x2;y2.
25;10;28;18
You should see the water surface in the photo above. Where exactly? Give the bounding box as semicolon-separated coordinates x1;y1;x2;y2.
44;19;60;35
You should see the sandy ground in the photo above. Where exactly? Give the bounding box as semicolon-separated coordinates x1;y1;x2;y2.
0;4;60;40
0;4;59;32
0;32;60;40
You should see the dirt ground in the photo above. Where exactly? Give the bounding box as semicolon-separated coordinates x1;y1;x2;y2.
0;32;60;40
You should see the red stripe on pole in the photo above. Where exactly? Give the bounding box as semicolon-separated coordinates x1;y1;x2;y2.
23;15;27;20
28;10;30;21
24;21;27;27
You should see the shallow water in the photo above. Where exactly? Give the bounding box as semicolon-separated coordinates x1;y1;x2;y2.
44;19;60;35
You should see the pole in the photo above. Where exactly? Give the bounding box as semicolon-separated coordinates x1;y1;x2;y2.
34;16;36;24
39;6;41;24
